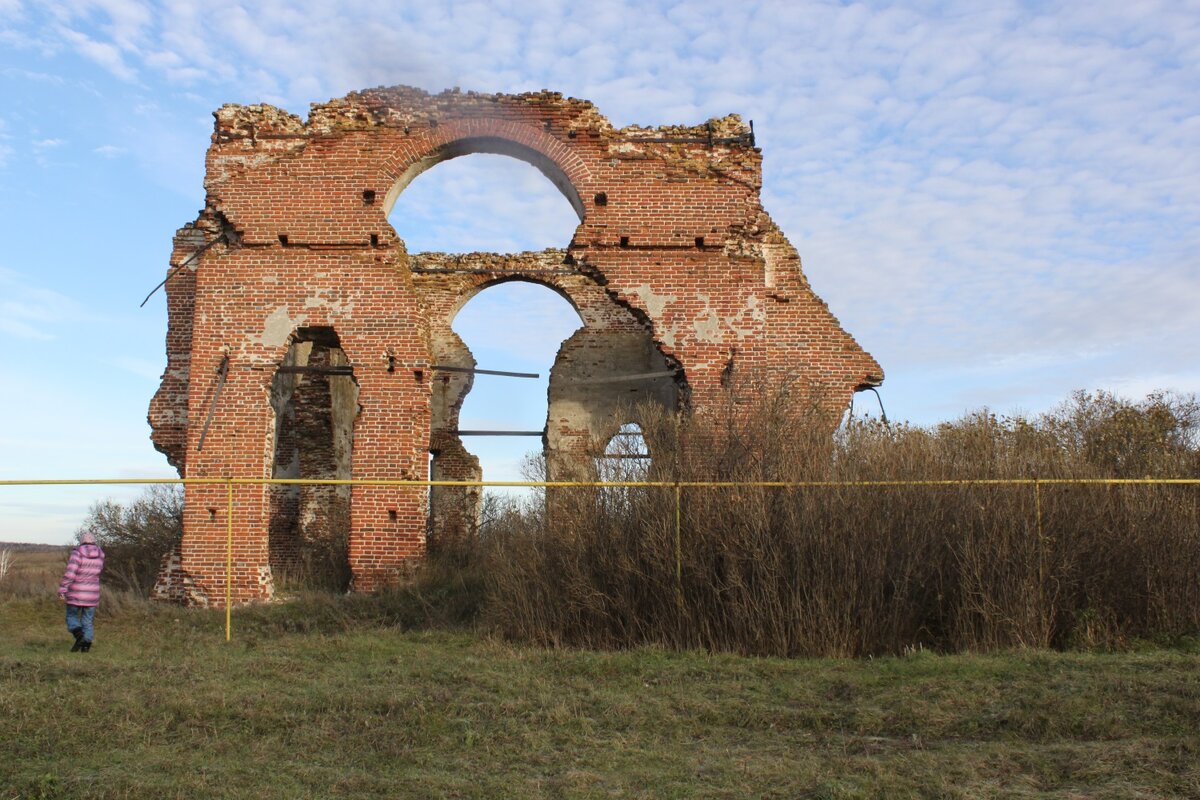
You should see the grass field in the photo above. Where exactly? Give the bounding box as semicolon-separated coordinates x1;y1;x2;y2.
2;587;1199;799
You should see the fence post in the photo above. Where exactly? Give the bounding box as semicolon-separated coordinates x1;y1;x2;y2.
1034;478;1049;645
674;483;684;608
226;479;233;642
1035;479;1045;583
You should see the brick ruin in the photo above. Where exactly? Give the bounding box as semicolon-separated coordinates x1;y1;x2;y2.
148;86;882;606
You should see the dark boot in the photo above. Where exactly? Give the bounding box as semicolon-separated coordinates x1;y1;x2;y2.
70;628;84;652
80;641;91;653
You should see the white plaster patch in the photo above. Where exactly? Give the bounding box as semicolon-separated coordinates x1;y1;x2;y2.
631;284;675;320
258;306;302;348
303;289;354;315
749;294;765;320
630;284;679;347
692;307;722;344
611;142;646;156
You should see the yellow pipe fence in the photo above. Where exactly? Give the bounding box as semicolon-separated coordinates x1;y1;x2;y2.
4;476;1199;642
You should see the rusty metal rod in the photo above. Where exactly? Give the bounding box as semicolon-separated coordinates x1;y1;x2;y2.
452;430;544;436
140;232;227;307
274;365;355;375
433;365;539;379
196;355;230;452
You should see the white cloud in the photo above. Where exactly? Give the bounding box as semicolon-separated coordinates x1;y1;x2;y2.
55;24;137;79
8;0;1199;421
92;143;124;157
0;268;81;340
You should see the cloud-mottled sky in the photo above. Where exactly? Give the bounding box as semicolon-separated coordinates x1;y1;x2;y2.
1;0;1198;542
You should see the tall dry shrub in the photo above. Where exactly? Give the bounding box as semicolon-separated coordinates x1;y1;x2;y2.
476;386;1200;656
80;485;183;596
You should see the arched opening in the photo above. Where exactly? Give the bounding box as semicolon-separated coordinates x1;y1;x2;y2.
389;152;581;253
596;422;651;483
448;279;583;492
267;326;357;591
389;150;583;538
384;136;586;223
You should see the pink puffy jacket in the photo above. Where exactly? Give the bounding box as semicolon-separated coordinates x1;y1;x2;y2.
58;544;105;606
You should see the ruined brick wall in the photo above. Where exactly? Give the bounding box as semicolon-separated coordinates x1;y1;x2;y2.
150;86;881;606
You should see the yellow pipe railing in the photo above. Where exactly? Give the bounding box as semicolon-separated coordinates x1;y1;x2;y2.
4;476;1197;643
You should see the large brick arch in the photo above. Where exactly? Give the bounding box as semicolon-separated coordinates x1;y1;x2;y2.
150;86;881;606
381;127;592;222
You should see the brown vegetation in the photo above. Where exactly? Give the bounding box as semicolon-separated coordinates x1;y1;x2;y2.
79;484;182;595
457;388;1200;657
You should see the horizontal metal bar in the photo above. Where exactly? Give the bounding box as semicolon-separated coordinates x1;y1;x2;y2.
624;135;754;145
3;477;1200;488
451;430;545;436
433;364;539;379
411;267;580;276
567;370;678;385
275;365;355;375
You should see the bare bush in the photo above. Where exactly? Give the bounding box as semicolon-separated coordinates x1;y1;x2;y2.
466;387;1200;657
81;485;183;596
0;549;11;585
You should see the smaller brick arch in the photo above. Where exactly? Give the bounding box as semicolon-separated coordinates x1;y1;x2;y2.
446;274;587;328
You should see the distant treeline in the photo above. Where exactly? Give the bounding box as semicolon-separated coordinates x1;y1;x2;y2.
0;542;68;553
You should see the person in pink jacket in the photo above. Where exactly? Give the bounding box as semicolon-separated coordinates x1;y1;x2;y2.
58;531;106;653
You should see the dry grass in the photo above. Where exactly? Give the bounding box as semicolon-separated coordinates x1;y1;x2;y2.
0;546;67;599
2;592;1198;799
3;478;1198;798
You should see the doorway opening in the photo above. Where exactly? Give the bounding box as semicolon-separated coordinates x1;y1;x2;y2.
267;326;358;591
448;279;583;497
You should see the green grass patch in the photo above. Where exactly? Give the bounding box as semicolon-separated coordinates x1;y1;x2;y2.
2;595;1198;798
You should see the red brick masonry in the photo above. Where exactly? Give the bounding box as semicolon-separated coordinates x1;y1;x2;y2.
148;86;881;606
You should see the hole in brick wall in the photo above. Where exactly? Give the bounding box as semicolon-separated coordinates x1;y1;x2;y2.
595;422;651;488
388;153;579;252
385;149;590;535
268;326;357;592
543;120;552;131
594;192;607;206
388;509;398;522
207;507;217;521
695;236;705;248
278;234;289;247
437;282;583;525
412;368;423;383
567;129;577;138
370;233;379;247
619;236;630;248
362;189;376;204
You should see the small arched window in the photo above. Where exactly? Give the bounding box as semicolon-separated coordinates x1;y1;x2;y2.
596;422;651;484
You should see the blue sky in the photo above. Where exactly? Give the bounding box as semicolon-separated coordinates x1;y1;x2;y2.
1;0;1198;543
